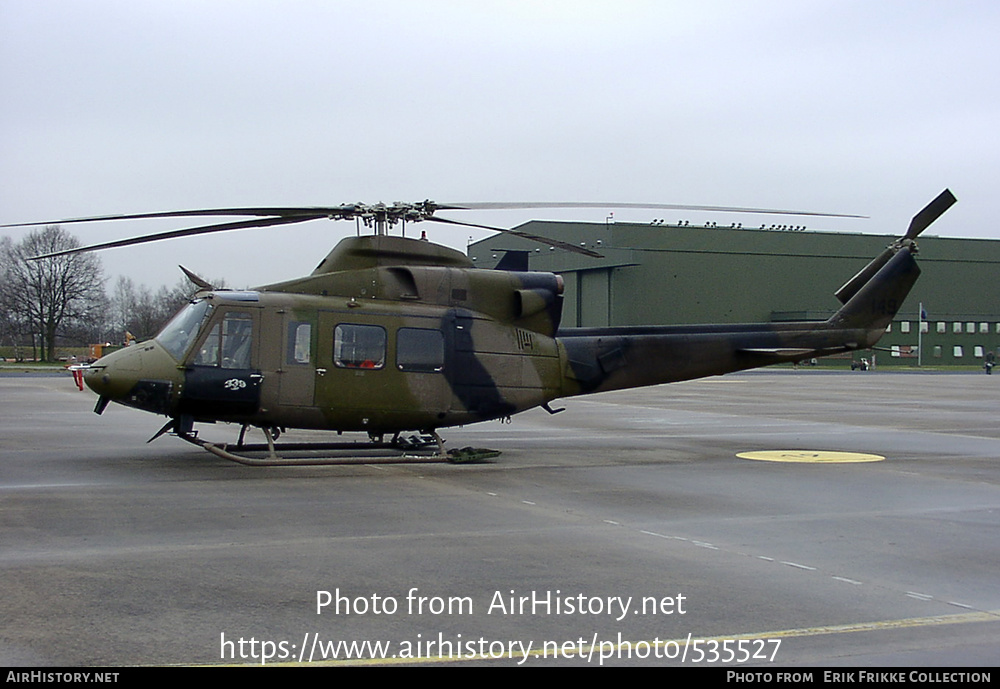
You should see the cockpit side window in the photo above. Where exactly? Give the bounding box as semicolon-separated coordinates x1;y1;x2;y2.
156;300;213;361
194;311;254;369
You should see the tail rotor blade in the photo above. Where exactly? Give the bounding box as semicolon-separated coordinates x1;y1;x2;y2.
835;189;957;305
905;189;956;240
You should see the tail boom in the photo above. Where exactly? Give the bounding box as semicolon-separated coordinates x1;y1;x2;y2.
556;190;951;398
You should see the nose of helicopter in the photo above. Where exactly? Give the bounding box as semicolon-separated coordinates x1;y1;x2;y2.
84;345;143;400
83;341;182;415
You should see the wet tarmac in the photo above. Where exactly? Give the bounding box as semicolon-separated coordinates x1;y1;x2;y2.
1;370;998;666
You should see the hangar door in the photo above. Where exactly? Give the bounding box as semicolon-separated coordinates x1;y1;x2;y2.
577;268;611;327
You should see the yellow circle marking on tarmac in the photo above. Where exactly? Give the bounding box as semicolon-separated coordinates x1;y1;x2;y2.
737;450;885;463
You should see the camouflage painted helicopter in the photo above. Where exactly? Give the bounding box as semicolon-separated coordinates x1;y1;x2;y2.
4;191;955;464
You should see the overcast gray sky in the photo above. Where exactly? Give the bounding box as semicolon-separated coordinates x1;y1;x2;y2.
2;0;997;290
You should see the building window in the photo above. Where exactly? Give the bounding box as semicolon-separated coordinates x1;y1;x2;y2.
885;323;892;333
974;346;984;358
966;322;976;334
953;322;962;333
334;324;386;369
979;322;989;334
933;345;942;358
953;346;964;358
891;345;901;357
936;322;946;334
920;321;929;334
900;321;910;333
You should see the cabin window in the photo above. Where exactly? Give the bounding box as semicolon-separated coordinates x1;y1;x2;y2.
397;328;444;373
287;322;312;365
334;324;385;369
194;311;254;369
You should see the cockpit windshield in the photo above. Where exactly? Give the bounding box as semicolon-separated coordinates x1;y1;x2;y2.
156;300;213;361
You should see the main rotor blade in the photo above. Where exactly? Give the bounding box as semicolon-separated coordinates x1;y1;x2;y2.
438;201;867;219
2;206;356;229
2;198;867;232
905;189;956;239
425;216;604;258
29;215;327;260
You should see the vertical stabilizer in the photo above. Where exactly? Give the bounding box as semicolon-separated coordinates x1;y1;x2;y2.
830;247;921;333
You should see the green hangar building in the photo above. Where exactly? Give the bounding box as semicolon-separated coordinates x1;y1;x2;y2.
468;220;1000;367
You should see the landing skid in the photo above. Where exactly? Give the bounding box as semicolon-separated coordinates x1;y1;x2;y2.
173;425;499;466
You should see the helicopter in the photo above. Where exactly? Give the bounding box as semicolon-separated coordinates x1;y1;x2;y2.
2;190;956;465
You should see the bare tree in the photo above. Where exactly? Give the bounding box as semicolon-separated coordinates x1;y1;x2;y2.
153;276;203;323
109;275;169;342
100;269;230;349
2;227;105;361
0;236;30;359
